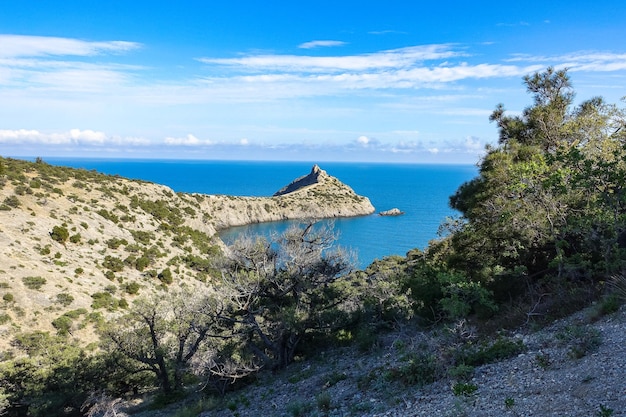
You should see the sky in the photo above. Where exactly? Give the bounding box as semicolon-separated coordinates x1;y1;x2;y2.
1;1;626;164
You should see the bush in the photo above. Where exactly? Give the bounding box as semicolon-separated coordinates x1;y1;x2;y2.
135;256;150;271
3;293;14;302
102;256;124;272
125;282;140;295
385;352;438;387
91;292;119;310
22;276;47;290
0;313;10;325
158;268;173;285
52;315;73;335
557;325;601;359
50;225;69;244
56;293;74;306
452;382;478;396
106;237;128;249
3;195;20;208
456;337;526;366
69;234;81;244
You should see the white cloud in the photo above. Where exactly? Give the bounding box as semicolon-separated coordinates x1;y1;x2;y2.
239;138;250;145
357;135;370;145
368;30;407;35
428;148;440;154
198;44;462;72
164;134;214;146
0;35;142;92
0;35;140;58
298;40;346;49
0;129;148;146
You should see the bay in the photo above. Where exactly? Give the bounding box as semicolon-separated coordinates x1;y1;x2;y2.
43;158;478;268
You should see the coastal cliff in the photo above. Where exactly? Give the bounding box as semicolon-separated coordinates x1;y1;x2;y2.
0;158;373;347
205;164;375;229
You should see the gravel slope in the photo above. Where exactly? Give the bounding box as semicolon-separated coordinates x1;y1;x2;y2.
194;305;625;417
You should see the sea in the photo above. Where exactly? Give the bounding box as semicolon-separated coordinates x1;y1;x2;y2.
41;158;478;269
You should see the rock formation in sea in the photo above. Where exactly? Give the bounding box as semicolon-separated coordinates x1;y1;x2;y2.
204;164;375;229
379;208;404;216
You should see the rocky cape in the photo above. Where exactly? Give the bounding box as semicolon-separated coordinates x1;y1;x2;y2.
0;158;374;350
207;164;375;229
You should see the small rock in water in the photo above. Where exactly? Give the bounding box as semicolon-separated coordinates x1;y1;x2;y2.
379;208;404;216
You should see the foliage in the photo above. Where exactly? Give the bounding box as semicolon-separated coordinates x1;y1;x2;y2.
102;255;124;272
219;222;356;369
384;352;438;387
50;225;69;244
0;332;132;417
454;337;526;367
102;290;232;394
22;276;46;290
158;268;173;284
3;195;20;208
452;382;478;396
440;67;626;318
556;325;602;359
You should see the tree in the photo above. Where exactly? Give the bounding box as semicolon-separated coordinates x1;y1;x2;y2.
102;289;230;394
448;67;626;302
220;222;355;369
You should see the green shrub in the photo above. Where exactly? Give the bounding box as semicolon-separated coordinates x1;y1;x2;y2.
385;352;438;387
96;209;119;223
452;382;478;396
135;256;150;271
286;400;313;417
3;195;20;208
130;230;155;245
69;233;81;244
0;313;11;325
91;292;119;310
456;337;525;367
3;293;14;302
102;256;124;272
125;282;140;295
448;363;474;380
22;276;47;290
50;225;69;244
557;325;602;359
56;293;74;306
106;237;128;249
158;268;173;285
316;392;332;413
52;315;73;335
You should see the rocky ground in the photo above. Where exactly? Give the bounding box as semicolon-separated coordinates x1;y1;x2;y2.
125;304;625;417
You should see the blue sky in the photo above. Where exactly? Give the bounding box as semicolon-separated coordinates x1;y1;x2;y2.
1;1;625;163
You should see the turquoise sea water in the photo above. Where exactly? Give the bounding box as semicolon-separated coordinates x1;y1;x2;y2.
43;158;478;268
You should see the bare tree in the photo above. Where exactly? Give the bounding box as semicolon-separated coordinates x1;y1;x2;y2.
220;221;356;369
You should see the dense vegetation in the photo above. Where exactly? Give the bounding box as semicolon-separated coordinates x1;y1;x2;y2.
1;68;625;416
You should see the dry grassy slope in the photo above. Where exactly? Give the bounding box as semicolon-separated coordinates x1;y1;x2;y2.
0;159;374;354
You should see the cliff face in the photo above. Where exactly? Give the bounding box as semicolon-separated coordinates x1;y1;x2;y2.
0;158;373;349
205;164;375;229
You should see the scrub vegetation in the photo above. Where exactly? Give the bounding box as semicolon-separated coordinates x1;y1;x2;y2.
0;68;625;416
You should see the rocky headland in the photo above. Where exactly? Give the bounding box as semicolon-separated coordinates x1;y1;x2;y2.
206;164;375;229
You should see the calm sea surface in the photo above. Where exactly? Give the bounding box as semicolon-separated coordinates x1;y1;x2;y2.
44;158;477;268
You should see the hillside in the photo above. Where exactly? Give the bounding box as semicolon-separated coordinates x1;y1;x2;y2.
0;157;374;353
